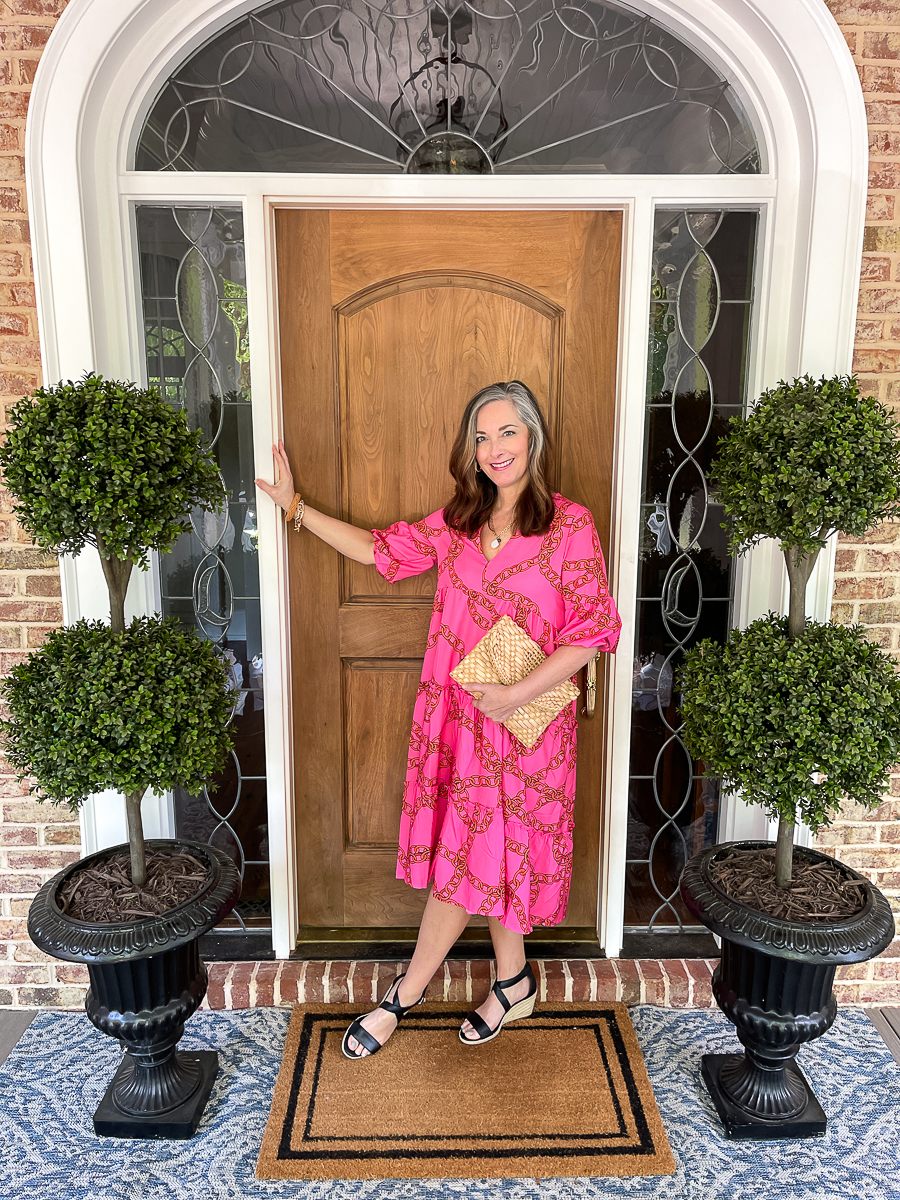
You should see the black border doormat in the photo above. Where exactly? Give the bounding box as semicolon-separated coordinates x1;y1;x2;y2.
257;1002;675;1180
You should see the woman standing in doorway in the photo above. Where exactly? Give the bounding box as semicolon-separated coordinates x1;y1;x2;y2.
256;381;621;1057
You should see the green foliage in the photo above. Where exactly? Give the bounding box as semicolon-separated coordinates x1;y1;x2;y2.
711;375;900;556
679;613;900;833
0;373;222;568
0;617;235;811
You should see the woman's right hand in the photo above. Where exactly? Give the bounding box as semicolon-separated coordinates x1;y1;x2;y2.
254;440;375;565
255;439;297;511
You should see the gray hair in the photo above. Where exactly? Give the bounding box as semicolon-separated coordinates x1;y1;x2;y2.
463;380;546;475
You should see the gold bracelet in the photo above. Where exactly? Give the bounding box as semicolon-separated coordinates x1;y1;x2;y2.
294;498;305;533
284;492;301;522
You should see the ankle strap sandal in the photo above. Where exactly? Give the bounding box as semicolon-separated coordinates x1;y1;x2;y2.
459;961;537;1046
341;972;427;1060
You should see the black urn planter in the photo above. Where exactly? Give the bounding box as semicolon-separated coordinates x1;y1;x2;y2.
680;840;894;1140
28;839;240;1140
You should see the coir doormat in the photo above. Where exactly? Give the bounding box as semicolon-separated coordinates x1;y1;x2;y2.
256;1002;675;1180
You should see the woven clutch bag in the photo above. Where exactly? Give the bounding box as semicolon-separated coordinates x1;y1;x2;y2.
450;614;580;749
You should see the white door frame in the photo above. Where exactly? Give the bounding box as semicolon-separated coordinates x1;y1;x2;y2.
25;0;866;958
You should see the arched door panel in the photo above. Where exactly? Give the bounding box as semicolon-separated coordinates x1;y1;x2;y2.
339;275;562;601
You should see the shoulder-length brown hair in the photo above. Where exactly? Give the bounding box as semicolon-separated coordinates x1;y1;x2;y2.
443;381;556;538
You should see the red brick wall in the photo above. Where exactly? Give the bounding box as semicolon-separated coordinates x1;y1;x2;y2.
821;0;900;1005
0;0;899;1007
0;1;82;1009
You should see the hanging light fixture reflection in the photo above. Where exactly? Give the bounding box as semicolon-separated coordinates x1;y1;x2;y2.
406;130;493;173
398;2;502;173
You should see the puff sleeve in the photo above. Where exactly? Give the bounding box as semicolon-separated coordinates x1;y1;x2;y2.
556;512;622;652
371;517;439;582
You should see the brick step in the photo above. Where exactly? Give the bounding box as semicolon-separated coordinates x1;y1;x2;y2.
1;956;896;1009
201;958;719;1010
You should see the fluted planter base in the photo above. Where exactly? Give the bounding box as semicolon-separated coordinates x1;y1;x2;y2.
680;841;895;1141
94;1050;219;1139
701;1054;826;1139
27;839;240;1140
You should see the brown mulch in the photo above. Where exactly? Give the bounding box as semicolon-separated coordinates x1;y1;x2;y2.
709;846;868;923
57;849;209;923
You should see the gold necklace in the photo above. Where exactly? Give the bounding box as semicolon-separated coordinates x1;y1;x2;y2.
487;512;515;549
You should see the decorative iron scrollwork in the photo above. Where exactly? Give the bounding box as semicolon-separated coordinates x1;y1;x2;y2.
627;208;758;933
138;206;268;933
137;0;762;176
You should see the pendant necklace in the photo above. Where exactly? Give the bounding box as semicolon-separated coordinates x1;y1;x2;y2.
488;513;514;549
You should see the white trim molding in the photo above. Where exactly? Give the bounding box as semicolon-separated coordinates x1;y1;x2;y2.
26;0;867;960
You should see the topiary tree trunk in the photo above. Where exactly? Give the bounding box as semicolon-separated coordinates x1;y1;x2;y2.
96;531;134;638
97;541;141;881
775;536;827;887
124;788;147;888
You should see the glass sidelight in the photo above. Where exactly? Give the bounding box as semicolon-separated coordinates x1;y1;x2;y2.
136;205;271;934
627;208;758;934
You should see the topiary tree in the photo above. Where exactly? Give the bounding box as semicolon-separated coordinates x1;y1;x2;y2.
0;373;232;887
679;375;900;887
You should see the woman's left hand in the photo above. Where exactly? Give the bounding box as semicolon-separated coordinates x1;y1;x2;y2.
459;681;521;725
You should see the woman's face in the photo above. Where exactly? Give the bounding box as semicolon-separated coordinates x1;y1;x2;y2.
474;398;530;492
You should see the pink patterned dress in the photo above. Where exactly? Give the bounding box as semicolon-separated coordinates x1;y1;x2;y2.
372;494;622;933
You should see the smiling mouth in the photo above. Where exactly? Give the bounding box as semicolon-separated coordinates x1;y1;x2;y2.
490;457;515;471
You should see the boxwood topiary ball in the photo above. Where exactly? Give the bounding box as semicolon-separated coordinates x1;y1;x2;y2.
678;612;900;833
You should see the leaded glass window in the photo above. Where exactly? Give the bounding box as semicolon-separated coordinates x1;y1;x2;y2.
627;208;757;934
137;206;270;934
136;0;762;175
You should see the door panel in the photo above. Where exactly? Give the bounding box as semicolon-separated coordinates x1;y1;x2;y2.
340;279;561;601
277;209;621;931
337;606;432;658
344;659;421;850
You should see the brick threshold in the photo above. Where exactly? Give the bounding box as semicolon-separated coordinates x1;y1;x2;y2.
4;955;885;1010
200;957;719;1010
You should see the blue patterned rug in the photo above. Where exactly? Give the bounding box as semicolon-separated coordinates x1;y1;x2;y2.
0;1006;898;1200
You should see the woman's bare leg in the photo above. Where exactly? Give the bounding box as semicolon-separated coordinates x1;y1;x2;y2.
346;891;470;1056
460;916;531;1040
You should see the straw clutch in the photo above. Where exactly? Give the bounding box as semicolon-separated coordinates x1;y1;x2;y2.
450;614;579;749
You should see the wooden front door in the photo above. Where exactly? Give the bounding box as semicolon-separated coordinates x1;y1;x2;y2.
277;210;621;932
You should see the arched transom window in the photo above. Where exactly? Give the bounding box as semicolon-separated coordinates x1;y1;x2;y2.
137;0;762;175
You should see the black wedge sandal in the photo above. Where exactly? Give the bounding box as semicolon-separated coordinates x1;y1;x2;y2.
459;962;537;1046
341;972;427;1060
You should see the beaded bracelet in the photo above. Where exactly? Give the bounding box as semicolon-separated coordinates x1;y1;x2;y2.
293;498;305;533
284;492;301;522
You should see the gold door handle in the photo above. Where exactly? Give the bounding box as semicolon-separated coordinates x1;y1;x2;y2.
582;653;598;718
